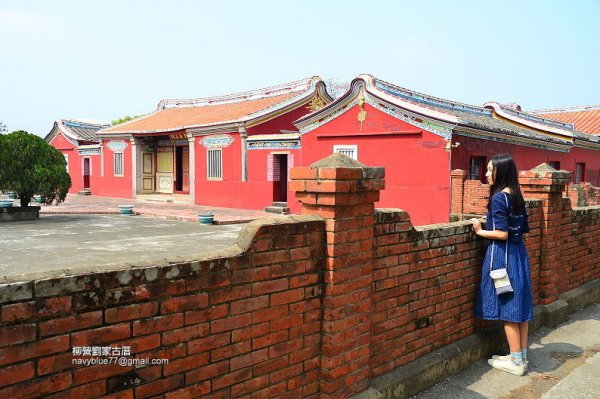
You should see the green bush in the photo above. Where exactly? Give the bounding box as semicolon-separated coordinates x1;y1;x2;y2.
0;130;71;207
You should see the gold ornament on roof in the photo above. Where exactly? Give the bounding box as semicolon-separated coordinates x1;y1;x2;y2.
306;97;326;112
357;97;367;131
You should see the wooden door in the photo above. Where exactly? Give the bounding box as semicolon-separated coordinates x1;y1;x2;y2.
156;148;174;193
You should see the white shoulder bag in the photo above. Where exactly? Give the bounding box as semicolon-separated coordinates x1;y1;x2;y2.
489;193;513;295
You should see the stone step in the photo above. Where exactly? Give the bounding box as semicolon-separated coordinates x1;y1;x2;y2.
77;189;91;196
264;206;290;215
271;202;288;208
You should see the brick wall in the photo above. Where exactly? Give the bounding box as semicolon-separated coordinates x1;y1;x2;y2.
567;182;600;207
0;216;325;399
1;156;600;399
453;169;600;216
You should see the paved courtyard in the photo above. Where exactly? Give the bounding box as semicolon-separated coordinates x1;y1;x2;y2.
0;214;244;281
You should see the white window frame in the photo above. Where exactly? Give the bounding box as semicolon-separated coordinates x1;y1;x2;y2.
113;152;124;177
207;148;223;180
333;144;358;161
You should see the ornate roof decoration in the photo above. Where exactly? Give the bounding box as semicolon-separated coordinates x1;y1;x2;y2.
294;74;594;152
44;119;109;145
99;77;333;135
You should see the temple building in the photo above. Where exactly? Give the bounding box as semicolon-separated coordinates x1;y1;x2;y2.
44;119;110;195
47;75;600;225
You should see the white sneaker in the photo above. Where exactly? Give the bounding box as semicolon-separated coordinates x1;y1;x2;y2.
487;357;526;376
491;354;528;372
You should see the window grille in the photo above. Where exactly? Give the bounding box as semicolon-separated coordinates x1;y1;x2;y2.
114;153;124;176
575;162;585;184
207;149;222;180
468;156;486;181
333;145;358;160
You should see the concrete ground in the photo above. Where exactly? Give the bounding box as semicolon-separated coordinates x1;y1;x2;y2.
37;194;274;224
0;214;243;281
411;302;600;399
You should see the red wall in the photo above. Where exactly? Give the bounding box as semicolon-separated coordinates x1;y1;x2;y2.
451;135;600;186
246;103;313;136
49;133;102;195
299;104;451;225
96;139;133;199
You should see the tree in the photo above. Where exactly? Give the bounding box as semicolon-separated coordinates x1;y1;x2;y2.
0;130;71;207
0;121;6;133
111;114;144;126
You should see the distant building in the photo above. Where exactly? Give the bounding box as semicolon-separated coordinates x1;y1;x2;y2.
44;119;110;195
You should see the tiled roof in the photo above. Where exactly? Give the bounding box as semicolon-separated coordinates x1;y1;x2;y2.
531;106;600;135
45;119;109;144
368;76;574;147
100;77;327;134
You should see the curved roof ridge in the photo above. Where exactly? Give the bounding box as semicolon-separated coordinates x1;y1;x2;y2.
484;102;575;134
62;118;110;128
157;76;320;110
368;75;490;116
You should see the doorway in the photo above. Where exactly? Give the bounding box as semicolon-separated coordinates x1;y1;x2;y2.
83;158;90;189
272;154;288;202
174;146;189;193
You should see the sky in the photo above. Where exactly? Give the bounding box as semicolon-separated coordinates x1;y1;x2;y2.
1;0;599;137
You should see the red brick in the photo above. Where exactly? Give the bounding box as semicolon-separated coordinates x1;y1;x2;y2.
185;359;229;383
289;167;317;180
230;348;269;370
160;293;209;314
232;267;271;284
162;323;209;345
1;296;71;322
105;302;158;323
74;362;135;384
133;314;184;336
0;335;69;366
163;381;211;399
271;288;305;306
252;330;288;350
0;323;36;347
44;381;106;399
231;374;269;396
37;352;74;375
252;355;288;376
188;332;230;354
251;251;290;266
213;367;252;390
0;361;34;387
210;285;251;304
0;371;71;398
185;304;228;325
163;352;209;376
96;390;133;399
135;374;184;399
232;322;270;342
231;295;269;315
71;323;131;346
39;311;103;337
211;313;251;333
212;340;252;362
252;305;288;323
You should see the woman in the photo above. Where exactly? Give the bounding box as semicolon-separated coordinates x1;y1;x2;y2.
469;153;533;376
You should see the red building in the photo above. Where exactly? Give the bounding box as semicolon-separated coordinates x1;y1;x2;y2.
294;74;600;224
48;75;600;225
44;119;110;195
92;77;332;210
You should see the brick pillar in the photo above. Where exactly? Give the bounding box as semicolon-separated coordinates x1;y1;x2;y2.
290;153;384;398
519;163;571;304
451;169;467;215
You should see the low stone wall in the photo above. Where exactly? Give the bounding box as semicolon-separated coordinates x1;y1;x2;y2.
0;206;40;222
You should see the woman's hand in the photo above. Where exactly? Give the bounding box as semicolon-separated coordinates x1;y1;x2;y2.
469;218;482;235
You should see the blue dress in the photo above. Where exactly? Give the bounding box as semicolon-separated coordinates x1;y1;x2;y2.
475;191;533;322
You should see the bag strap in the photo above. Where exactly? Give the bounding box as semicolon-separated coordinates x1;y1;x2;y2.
489;192;510;272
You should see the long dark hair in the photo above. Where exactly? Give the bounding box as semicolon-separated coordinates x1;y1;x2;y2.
487;153;526;215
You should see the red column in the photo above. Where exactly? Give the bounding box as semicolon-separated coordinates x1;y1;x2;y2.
519;164;571;304
290;153;384;399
